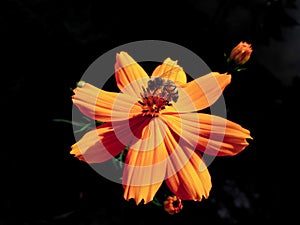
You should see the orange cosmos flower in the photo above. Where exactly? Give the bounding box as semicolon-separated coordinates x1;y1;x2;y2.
164;196;183;215
70;51;252;205
229;41;253;65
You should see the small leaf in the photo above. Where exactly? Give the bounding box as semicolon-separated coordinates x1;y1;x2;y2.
151;197;162;207
96;120;105;126
236;67;247;72
53;119;85;127
74;123;93;133
82;116;91;122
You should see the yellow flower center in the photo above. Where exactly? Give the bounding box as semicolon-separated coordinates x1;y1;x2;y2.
138;77;178;117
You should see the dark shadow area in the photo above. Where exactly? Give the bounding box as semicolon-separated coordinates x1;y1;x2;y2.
2;0;296;224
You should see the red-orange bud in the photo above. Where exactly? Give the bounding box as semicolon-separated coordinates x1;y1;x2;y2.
229;41;253;65
163;196;183;215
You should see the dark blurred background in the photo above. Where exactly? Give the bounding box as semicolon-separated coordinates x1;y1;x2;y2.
2;0;297;224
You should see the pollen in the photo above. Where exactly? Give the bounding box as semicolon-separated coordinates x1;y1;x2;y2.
138;96;172;117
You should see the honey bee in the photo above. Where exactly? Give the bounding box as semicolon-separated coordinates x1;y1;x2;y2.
163;79;179;102
141;67;180;103
150;77;179;102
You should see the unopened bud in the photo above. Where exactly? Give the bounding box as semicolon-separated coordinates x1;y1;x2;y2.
163;196;183;215
77;81;86;88
229;41;253;65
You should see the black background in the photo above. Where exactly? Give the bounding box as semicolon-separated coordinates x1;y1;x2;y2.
2;0;297;224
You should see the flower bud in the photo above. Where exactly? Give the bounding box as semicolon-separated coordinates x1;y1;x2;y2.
229;41;252;65
77;80;86;88
163;196;183;215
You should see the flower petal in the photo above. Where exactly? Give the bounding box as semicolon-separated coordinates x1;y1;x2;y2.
115;51;150;98
174;72;231;112
72;82;141;122
70;122;126;163
151;58;187;85
195;114;252;156
161;113;252;157
164;128;212;201
122;118;169;204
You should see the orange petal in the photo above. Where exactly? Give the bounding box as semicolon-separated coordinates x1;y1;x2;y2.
72;82;141;122
122;118;169;204
115;51;150;98
151;58;187;85
110;116;152;147
70;122;126;163
70;116;150;164
164;127;212;201
195;113;252;156
174;72;231;112
161;113;252;157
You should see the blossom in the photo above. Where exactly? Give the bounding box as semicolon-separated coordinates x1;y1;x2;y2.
229;41;253;65
163;196;183;215
70;51;252;205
